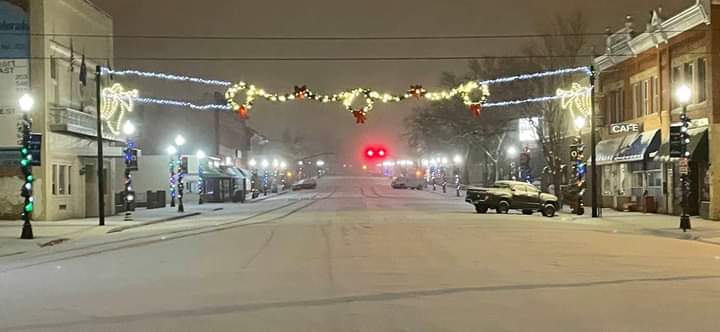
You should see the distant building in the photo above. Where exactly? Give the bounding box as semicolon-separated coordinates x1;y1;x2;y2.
593;1;719;218
0;0;123;221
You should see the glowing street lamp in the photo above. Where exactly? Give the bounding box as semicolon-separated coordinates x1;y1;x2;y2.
453;155;463;165
196;150;206;159
675;84;692;105
249;158;257;168
261;159;270;169
174;134;186;147
574;116;586;130
122;120;136;136
316;160;325;167
507;146;518;157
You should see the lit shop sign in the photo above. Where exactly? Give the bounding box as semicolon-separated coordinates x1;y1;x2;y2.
609;123;640;135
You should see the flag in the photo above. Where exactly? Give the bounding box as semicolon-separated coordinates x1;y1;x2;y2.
106;59;114;80
69;39;75;72
79;54;87;86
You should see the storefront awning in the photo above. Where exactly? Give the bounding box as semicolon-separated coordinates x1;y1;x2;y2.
200;164;230;179
595;136;625;165
614;129;660;163
655;127;708;162
223;166;248;179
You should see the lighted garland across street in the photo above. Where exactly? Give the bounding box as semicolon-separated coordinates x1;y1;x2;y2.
224;81;490;123
103;66;593;123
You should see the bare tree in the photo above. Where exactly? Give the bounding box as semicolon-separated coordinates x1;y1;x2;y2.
520;11;592;193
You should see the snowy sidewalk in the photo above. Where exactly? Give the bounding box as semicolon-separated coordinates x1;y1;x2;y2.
0;203;225;258
558;208;720;245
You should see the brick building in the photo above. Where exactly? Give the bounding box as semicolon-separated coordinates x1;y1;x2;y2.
593;0;720;219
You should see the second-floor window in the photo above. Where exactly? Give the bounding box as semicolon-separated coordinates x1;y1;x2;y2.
672;57;707;107
632;80;648;118
606;88;624;124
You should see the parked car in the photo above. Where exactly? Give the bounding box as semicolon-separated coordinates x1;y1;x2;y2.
391;176;424;190
292;178;318;191
465;181;559;217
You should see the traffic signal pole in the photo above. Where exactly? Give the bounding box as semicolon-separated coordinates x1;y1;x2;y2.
590;66;600;218
96;65;105;226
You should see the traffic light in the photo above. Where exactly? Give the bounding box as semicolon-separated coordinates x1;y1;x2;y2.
364;146;388;160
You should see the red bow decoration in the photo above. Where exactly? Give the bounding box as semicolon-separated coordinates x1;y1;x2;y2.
469;104;482;117
294;85;308;100
236;105;250;120
353;110;367;124
409;85;425;98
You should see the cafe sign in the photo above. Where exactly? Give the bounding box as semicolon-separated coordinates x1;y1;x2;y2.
609;122;640;135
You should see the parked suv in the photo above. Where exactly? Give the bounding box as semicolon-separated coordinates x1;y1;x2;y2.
465;181;558;217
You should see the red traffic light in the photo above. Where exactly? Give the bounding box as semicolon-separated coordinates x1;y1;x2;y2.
363;146;388;160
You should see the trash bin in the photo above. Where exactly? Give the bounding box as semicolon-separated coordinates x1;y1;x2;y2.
644;196;657;213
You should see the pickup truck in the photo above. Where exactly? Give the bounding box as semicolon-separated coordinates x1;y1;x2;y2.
465;180;558;217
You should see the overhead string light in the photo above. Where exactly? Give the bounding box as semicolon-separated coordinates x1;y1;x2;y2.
102;65;591;122
484;89;591;108
134;97;233;111
479;66;592;85
102;68;232;87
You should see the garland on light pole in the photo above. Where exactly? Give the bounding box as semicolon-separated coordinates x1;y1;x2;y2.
19;111;34;239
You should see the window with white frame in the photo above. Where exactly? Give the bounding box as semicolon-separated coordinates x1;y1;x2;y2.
651;76;659;114
697;58;707;103
672;57;707;106
632;81;648;118
52;164;72;196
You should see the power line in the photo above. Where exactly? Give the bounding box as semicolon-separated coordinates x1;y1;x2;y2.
3;52;713;62
1;54;680;62
0;30;712;41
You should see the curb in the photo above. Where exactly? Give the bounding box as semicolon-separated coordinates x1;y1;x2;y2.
106;212;202;234
247;190;289;203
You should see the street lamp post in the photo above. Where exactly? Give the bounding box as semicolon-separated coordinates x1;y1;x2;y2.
572;116;587;215
675;85;692;232
167;145;178;207
175;135;186;213
196;150;206;205
18;94;34;239
590;66;600;218
122;121;137;221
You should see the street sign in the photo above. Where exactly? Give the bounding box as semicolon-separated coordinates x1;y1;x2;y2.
29;133;41;166
127;148;139;171
678;158;689;176
669;124;684;158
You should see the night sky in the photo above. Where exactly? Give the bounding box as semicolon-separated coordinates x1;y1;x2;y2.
93;0;688;161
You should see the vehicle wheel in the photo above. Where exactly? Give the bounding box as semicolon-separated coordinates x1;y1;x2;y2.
542;204;556;218
496;200;510;214
475;205;488;214
522;209;533;215
576;207;585;215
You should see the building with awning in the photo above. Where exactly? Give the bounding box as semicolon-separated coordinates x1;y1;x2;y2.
593;1;718;218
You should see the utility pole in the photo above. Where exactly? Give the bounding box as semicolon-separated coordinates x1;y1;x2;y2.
95;65;105;226
590;66;600;218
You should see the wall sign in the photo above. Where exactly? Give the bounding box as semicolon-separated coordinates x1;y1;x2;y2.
609;122;640;135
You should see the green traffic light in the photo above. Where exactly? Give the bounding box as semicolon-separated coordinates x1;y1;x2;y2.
20;159;29;167
21;148;28;155
26;175;34;182
24;202;33;213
